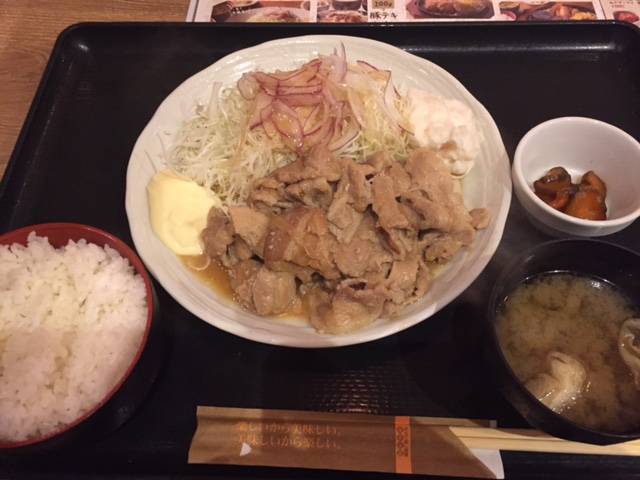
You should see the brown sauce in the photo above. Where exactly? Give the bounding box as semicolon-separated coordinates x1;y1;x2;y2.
181;255;309;324
181;255;235;299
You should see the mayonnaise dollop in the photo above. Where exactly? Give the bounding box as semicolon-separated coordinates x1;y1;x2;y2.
147;169;220;255
407;89;483;177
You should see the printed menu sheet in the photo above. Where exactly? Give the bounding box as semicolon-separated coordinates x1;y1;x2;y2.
188;0;640;23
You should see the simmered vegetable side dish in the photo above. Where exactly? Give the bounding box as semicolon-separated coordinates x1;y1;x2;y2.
533;167;607;220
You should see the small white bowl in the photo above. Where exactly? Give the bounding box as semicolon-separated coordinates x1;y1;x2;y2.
513;117;640;237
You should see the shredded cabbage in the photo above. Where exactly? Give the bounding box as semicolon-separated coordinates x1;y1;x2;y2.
351;85;412;162
168;86;297;209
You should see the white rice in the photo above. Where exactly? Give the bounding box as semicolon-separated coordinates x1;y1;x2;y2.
0;232;147;443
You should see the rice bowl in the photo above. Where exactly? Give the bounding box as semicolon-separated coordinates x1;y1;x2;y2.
0;224;159;450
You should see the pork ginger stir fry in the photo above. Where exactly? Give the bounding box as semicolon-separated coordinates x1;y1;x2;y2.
200;146;489;334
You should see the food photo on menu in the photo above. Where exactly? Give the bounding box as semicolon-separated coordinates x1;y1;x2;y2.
200;0;624;21
498;1;597;20
405;0;495;18
210;0;369;22
600;0;640;25
211;0;311;22
614;9;640;21
318;0;368;22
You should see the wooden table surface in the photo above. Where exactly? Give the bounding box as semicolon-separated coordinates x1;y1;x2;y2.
0;0;185;179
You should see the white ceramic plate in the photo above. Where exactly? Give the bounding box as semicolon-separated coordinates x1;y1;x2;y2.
125;35;511;348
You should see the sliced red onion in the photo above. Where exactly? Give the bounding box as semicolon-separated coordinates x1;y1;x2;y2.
358;68;391;88
321;101;345;147
278;62;320;86
346;88;366;128
272;69;299;81
323;79;348;109
237;73;258;100
281;93;324;107
377;69;392;84
261;106;279;140
327;43;347;83
329;119;360;151
303;104;324;134
350;68;402;132
323;118;338;145
322;82;338;108
263;119;278;139
333;100;345;121
259;105;273;138
274;59;320;81
304;123;322;137
383;73;413;134
271;100;304;150
237;44;410;153
254;72;279;96
305;117;334;147
277;82;323;96
255;72;280;84
337;42;347;78
344;70;372;93
249;92;274;129
272;99;299;119
356;60;380;73
259;84;276;97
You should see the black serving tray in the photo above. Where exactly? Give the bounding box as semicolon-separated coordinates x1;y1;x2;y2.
1;22;640;479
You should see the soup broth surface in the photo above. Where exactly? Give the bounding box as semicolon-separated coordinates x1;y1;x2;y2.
496;272;640;433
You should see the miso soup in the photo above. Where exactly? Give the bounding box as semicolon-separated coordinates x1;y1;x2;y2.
496;272;640;434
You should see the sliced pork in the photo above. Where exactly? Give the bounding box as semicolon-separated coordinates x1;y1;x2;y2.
252;267;297;316
308;280;386;334
200;146;489;333
229;206;270;256
201;208;235;259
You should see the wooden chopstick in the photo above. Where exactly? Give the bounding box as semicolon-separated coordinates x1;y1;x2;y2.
450;426;640;456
